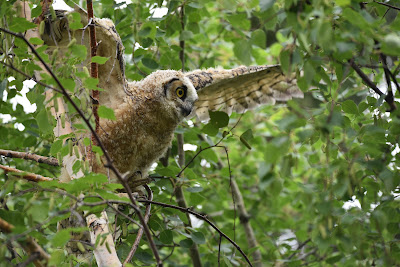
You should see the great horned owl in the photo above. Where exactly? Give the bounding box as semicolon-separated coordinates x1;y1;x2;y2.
42;8;303;184
97;65;303;184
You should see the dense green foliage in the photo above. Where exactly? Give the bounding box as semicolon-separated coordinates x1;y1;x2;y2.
1;0;400;266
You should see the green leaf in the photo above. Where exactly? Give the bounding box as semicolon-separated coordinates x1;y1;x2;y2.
69;44;87;61
84;77;99;90
140;37;153;48
325;252;343;264
202;123;218;136
335;0;350;6
49;249;66;265
381;33;400;56
179;30;194;41
200;147;219;163
142;58;159;69
209;111;229;128
51;229;71;247
279;49;291;74
251;29;266;49
227;14;250;30
138;26;152;37
68;12;83;30
342;100;359;115
240;129;254;150
35;109;53;134
29;37;44;45
98;105;116;120
60;78;76;92
233;40;252;65
23;136;37;147
160;230;173;244
260;0;275;11
9;17;37;32
91;56;109;64
156;166;181;177
240;136;252;150
342;8;369;29
190;231;205;244
179;238;194;248
186;186;203;193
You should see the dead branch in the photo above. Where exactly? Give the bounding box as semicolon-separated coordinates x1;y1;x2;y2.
0;149;59;166
0;164;53;182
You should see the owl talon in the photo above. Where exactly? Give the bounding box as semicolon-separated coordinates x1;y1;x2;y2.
128;177;152;188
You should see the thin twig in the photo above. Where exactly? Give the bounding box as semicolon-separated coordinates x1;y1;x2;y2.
362;1;400;11
123;184;153;265
218;235;222;267
0;164;53;182
0;149;59;166
0;61;63;94
139;199;253;267
288;238;311;260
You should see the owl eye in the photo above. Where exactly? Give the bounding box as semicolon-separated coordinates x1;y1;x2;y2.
176;87;185;98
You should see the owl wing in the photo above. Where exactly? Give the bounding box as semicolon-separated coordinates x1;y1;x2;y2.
186;65;303;121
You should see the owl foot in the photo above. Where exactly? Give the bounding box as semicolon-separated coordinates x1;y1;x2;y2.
127;177;152;189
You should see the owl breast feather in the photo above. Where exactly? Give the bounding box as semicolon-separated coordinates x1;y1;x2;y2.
98;99;178;182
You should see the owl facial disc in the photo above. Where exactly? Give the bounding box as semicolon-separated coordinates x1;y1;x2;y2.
163;76;198;119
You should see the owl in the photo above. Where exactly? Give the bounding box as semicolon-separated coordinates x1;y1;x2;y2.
95;65;303;185
43;8;303;185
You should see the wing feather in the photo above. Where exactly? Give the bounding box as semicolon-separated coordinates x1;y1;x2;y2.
186;65;303;121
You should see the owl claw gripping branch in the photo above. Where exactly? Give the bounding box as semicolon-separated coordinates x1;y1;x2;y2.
45;7;303;187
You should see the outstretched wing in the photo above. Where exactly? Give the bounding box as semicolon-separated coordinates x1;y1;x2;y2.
186;65;303;121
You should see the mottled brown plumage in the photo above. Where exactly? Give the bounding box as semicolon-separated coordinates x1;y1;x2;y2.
96;66;302;184
97;70;198;183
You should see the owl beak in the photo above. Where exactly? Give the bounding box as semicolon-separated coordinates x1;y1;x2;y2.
181;106;193;117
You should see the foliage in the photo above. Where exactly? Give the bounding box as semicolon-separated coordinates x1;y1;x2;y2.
1;0;400;266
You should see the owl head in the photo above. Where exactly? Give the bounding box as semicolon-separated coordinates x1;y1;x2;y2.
139;70;198;122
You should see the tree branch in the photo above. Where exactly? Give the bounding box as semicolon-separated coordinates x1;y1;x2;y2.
348;59;396;111
0;149;59;166
86;0;100;147
0;164;53;182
